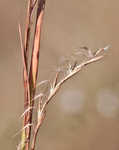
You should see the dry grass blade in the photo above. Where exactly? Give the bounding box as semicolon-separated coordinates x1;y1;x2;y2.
29;45;108;150
31;111;46;150
18;0;109;149
20;107;33;119
19;23;31;150
29;0;46;87
19;1;46;150
13;124;32;138
18;24;30;109
24;0;32;58
41;55;104;114
36;80;49;87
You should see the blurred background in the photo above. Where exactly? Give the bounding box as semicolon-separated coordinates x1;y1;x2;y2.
0;0;119;150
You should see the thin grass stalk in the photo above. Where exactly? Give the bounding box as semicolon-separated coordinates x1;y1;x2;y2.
19;0;45;150
19;0;46;150
18;0;108;149
22;1;33;149
19;24;31;150
30;48;107;150
28;0;46;146
29;0;45;88
20;0;33;149
41;55;104;114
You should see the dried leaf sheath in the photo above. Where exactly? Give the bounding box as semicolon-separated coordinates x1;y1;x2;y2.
20;1;33;150
27;0;46;142
19;0;46;150
24;0;32;57
29;0;45;87
18;24;31;150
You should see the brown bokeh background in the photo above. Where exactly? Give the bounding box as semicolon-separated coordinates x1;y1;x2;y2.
0;0;119;150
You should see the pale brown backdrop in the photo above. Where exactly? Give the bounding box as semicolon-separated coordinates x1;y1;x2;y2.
0;0;119;150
